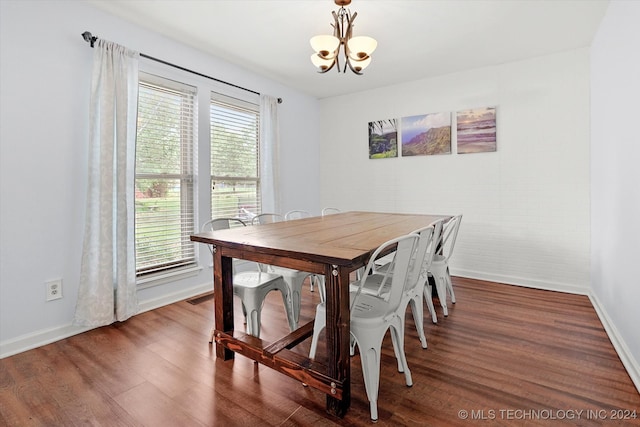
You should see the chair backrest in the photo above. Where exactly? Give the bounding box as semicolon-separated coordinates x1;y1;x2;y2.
252;213;283;225
439;215;462;261
201;218;247;254
350;234;419;316
405;221;442;292
321;207;341;216
284;210;311;221
201;217;246;232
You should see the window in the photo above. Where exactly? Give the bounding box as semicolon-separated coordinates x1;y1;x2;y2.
135;73;197;276
210;93;261;221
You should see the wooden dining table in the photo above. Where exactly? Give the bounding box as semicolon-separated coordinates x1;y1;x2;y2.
190;211;450;417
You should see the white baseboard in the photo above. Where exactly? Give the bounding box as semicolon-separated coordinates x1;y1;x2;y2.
589;292;640;394
0;282;212;359
0;323;95;360
452;268;590;295
137;282;212;314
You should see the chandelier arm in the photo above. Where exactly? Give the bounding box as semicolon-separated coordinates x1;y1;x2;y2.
343;10;357;72
345;57;364;75
332;11;341;38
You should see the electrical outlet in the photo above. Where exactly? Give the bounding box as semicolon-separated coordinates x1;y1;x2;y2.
45;279;63;301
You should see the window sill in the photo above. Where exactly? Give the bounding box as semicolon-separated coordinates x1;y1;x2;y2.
137;265;202;290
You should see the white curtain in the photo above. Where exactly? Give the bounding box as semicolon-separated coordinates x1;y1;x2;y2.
259;95;281;213
74;40;140;327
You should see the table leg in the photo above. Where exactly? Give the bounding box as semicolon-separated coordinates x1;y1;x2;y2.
214;250;235;360
325;264;351;416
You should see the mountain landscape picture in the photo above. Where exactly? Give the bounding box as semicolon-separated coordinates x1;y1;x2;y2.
368;118;398;159
401;113;451;156
456;107;497;154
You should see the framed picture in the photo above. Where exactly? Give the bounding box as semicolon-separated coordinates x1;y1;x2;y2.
456;107;497;154
401;112;451;156
368;119;398;159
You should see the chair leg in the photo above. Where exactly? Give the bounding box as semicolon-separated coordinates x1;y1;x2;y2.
317;276;326;304
354;338;382;422
241;292;264;337
389;323;404;372
246;305;261;337
409;296;428;349
431;270;449;316
390;321;413;387
446;267;456;304
278;286;298;332
423;283;438;323
280;274;305;329
308;306;325;359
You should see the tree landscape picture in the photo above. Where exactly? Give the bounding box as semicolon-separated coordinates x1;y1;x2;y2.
401;112;451;156
368;118;398;159
457;107;497;154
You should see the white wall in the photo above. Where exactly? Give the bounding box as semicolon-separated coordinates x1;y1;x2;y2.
0;0;320;356
319;49;591;294
590;0;640;391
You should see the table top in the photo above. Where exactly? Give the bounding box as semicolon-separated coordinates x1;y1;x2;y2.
191;211;449;267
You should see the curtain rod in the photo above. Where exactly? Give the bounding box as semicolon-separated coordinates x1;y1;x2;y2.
81;31;282;104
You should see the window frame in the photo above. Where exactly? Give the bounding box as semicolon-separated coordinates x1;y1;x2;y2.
210;92;262;222
134;72;198;282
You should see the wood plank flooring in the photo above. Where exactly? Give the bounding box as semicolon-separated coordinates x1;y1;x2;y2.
1;277;639;426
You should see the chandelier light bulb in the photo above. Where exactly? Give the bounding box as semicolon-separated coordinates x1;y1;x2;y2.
347;36;377;60
311;53;335;71
310;35;340;58
351;56;371;72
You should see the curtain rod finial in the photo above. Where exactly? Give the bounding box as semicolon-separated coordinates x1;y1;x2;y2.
277;98;283;104
82;31;97;48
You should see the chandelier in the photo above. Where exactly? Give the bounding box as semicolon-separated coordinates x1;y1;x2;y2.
310;0;377;75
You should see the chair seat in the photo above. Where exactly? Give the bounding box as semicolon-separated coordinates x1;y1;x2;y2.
232;271;294;337
350;272;390;296
351;269;438;325
351;293;397;322
233;271;284;289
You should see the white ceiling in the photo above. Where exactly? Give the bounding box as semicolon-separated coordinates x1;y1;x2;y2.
87;0;609;99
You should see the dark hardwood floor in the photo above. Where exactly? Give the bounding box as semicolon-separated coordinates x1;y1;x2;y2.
1;277;639;426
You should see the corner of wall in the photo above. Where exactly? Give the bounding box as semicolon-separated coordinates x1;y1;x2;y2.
589;291;640;394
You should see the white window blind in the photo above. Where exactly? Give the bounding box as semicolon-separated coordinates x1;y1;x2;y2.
135;73;197;276
210;93;261;222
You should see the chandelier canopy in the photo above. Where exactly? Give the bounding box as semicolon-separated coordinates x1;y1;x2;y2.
310;0;377;75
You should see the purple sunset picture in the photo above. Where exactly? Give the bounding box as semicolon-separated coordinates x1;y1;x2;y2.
401;112;451;156
456;107;497;154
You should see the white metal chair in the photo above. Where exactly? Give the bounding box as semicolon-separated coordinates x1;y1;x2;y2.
282;209;325;295
252;213;283;225
352;220;443;348
284;209;311;221
309;234;419;421
321;207;341;216
201;218;296;339
429;214;462;316
252;213;319;328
